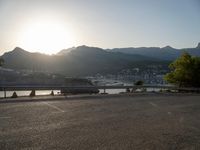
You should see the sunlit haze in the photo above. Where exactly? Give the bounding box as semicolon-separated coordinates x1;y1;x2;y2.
0;0;200;54
19;19;75;54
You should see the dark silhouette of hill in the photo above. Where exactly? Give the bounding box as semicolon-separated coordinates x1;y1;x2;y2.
109;43;200;60
1;46;166;76
57;47;76;55
3;43;200;76
2;47;56;71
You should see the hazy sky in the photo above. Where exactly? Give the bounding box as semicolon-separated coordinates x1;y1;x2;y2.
0;0;200;54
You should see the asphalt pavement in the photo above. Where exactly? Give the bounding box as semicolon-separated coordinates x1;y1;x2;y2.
1;93;200;150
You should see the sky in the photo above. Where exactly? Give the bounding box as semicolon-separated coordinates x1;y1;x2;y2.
0;0;200;54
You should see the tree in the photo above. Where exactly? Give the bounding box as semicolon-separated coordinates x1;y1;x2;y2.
164;52;200;87
0;58;4;66
134;80;144;86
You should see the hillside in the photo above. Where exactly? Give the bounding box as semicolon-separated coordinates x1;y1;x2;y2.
109;43;200;60
1;46;167;76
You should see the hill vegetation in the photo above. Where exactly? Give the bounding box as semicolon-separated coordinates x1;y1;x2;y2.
164;53;200;87
109;43;200;60
1;46;168;76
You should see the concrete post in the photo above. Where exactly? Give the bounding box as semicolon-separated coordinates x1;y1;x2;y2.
30;90;36;97
4;88;6;98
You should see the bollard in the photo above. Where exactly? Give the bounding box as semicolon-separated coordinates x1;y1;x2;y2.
50;90;54;96
30;90;36;97
4;88;6;98
126;88;130;93
11;92;18;98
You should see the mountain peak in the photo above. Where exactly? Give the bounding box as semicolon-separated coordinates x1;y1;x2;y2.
4;47;31;57
196;43;200;49
162;45;174;49
57;47;76;55
76;45;96;50
13;47;24;51
12;47;27;53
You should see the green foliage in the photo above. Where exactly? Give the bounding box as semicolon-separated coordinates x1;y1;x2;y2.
134;80;144;86
164;52;200;87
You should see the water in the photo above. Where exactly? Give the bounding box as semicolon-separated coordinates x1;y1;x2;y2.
0;88;162;98
0;89;127;98
0;90;60;98
99;89;126;94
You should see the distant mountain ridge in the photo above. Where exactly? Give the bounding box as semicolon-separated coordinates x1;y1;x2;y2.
108;43;200;60
1;46;165;76
1;43;200;76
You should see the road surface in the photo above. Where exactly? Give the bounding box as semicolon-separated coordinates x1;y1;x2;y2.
1;93;200;150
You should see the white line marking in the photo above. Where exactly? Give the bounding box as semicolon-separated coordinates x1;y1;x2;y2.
149;102;174;116
42;102;65;113
0;117;11;119
149;102;159;108
167;112;172;115
179;117;184;123
191;126;200;131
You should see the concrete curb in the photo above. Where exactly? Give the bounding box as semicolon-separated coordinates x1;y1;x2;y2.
1;92;200;104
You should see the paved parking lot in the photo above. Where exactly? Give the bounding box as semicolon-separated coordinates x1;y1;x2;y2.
1;93;200;150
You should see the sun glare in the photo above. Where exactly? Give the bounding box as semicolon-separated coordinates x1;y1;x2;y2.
20;20;75;54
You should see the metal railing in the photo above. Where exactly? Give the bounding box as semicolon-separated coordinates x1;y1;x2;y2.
0;85;200;98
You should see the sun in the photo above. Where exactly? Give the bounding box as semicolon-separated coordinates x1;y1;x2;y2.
20;20;75;54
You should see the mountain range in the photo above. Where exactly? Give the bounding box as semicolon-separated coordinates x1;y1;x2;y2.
1;43;200;76
108;43;200;60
